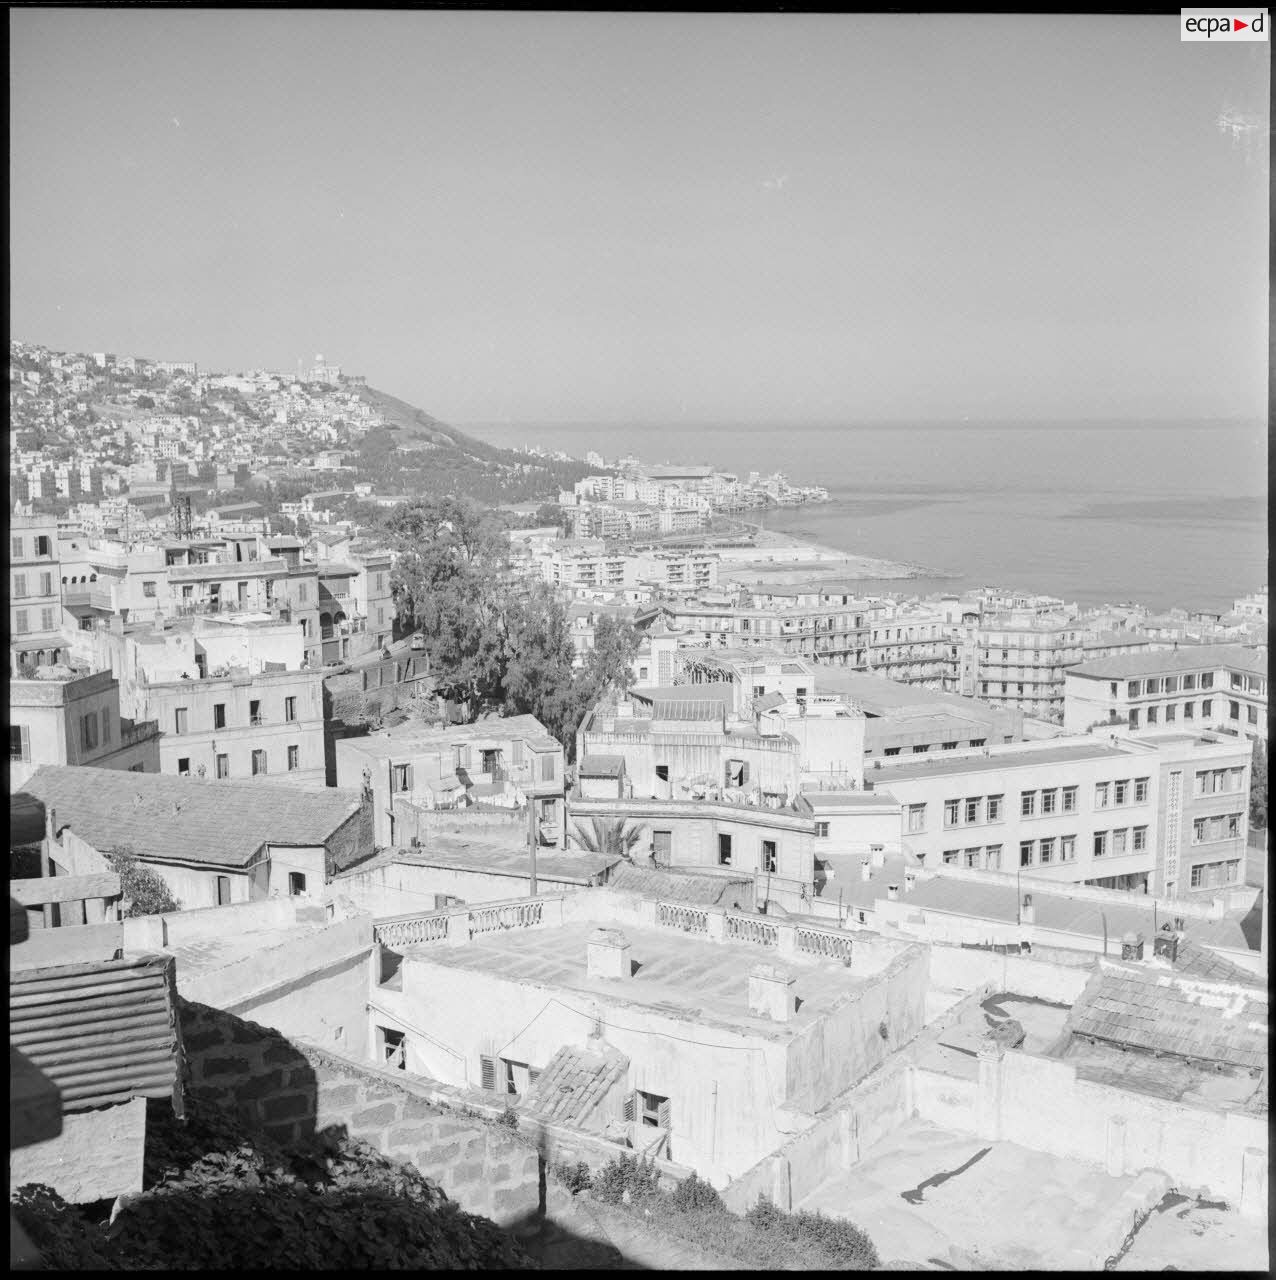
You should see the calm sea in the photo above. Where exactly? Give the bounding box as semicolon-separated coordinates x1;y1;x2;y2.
458;421;1268;614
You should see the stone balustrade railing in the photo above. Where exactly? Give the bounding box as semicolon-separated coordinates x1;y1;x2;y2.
646;899;855;968
374;896;563;950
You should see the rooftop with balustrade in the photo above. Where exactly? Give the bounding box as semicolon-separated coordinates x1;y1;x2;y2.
380;890;914;1039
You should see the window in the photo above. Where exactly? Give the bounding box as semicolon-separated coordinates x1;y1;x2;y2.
963;848;980;868
285;695;297;722
1183;702;1195;720
965;798;980;824
1060;835;1076;862
638;1090;670;1130
35;535;50;557
1095;782;1109;808
1019;841;1034;867
655;764;669;783
10;535;22;558
1041;789;1057;816
943;849;959;866
40;608;54;632
1134;777;1148;803
1020;791;1036;817
15;610;29;634
39;572;53;596
1146;706;1158;724
1132;826;1147;851
12;574;27;599
143;580;157;597
101;709;111;745
762;840;777;874
1164;676;1177;694
216;753;229;779
249;699;262;726
1165;704;1176;723
942;741;958;751
885;747;901;757
1202;699;1212;717
252;748;267;776
1248;705;1259;725
1200;672;1214;689
815;822;830;838
944;799;960;827
287;745;300;772
987;795;1003;822
1039;837;1054;864
911;744;930;754
985;844;1002;870
217;875;233;906
1112;829;1128;855
81;713;98;751
1094;831;1108;858
174;707;188;734
178;757;191;776
1145;678;1160;695
214;703;226;730
1190;865;1204;889
539;753;556;782
1228;813;1241;839
9;725;31;761
1128;709;1140;729
1183;674;1196;690
1114;780;1127;806
907;803;926;833
1228;700;1241;720
652;830;672;866
718;834;732;866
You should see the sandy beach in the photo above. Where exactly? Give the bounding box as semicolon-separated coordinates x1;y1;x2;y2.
710;524;953;585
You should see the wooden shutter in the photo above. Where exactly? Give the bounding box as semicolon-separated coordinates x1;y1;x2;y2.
623;1092;636;1122
528;1068;541;1088
480;1055;496;1091
657;1098;671;1130
740;761;749;785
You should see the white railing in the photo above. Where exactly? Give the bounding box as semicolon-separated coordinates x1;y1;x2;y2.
795;926;854;964
374;912;449;948
725;912;779;948
469;899;544;935
655;902;709;934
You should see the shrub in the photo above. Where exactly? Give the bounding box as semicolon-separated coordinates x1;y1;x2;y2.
104;846;180;917
669;1170;725;1215
551;1160;593;1194
11;1185;111;1270
592;1153;661;1206
746;1196;880;1269
497;1106;519;1130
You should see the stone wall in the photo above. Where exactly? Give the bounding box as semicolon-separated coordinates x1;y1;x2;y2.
177;998;540;1227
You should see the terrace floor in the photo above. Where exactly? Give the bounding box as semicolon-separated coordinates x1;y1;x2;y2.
1115;1190;1268;1272
796;1118;1152;1270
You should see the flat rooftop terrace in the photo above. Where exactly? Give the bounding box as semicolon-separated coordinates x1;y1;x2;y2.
402;920;882;1040
870;741;1133;783
341;842;617;885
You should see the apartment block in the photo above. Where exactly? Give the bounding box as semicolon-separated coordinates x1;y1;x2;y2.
1064;645;1268;743
10;510;68;672
869;729;1249;900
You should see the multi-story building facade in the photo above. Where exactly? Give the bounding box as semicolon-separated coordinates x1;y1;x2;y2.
869;729;1249;899
10;510;67;672
972;614;1088;722
1063;646;1268;743
8;669;161;791
336;715;566;849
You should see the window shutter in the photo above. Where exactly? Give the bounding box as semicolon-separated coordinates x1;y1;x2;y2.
741;761;749;785
623;1092;636;1122
480;1055;496;1091
657;1098;671;1130
528;1068;541;1088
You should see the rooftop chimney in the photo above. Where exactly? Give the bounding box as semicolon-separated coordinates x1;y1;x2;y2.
860;861;871;882
886;884;900;902
747;963;797;1023
586;928;631;980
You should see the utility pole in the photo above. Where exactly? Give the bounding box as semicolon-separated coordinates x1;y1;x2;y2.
527;796;539;897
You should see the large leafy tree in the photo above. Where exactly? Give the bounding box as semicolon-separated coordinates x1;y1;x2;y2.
105;846;180;917
584;615;641;699
1249;738;1267;830
389;498;510;717
501;582;582;745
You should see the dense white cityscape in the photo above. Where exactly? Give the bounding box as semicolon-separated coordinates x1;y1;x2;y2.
9;10;1268;1275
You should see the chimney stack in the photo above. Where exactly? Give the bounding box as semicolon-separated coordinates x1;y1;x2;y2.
860;861;871;882
747;963;797;1023
1120;932;1145;961
886;884;900;902
586;928;631;980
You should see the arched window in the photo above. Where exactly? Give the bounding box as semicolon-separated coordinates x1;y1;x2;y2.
90;573;98;582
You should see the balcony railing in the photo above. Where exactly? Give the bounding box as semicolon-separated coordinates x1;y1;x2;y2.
372;895;561;950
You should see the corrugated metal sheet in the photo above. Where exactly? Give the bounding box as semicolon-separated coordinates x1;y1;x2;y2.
9;954;184;1115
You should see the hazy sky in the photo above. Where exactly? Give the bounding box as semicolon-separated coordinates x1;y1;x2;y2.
10;11;1269;424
